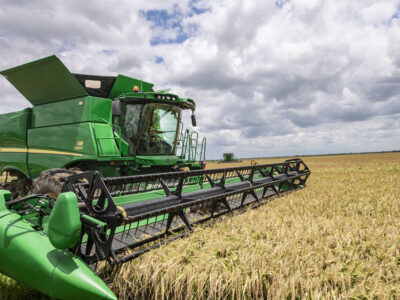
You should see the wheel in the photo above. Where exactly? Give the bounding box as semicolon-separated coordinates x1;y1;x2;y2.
0;170;30;199
30;168;83;197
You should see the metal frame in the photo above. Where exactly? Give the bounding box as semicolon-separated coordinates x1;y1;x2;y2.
62;158;310;270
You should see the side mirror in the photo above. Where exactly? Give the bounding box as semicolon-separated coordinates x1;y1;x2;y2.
112;100;121;117
191;113;197;127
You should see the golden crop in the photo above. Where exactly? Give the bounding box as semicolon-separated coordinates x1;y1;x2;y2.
1;153;399;299
112;153;400;299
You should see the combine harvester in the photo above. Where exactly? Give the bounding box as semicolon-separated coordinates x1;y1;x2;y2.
218;152;242;163
0;56;310;299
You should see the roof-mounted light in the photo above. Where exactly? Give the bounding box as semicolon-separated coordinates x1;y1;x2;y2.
154;94;177;101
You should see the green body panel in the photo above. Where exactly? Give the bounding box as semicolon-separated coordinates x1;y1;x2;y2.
135;155;178;166
0;153;29;177
51;256;116;300
32;96;112;128
109;74;154;99
0;191;116;300
0;108;31;146
83;161;126;177
0;56;88;105
0;108;31;176
48;192;81;250
92;123;120;157
27;122;98;178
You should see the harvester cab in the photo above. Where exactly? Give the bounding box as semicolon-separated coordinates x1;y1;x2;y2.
0;55;206;197
0;56;310;300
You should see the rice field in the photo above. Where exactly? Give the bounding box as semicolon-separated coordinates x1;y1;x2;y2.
1;153;399;299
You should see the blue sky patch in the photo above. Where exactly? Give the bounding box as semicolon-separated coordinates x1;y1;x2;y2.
102;49;114;56
57;40;76;53
155;56;164;64
188;0;211;17
142;6;183;29
391;5;400;20
141;1;210;45
275;0;290;9
150;33;189;46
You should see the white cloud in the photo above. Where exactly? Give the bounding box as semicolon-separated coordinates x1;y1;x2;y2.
0;0;399;159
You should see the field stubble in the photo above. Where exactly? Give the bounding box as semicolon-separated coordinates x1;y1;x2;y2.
112;153;400;299
0;153;399;299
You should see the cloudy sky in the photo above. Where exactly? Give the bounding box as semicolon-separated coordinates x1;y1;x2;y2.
0;0;399;159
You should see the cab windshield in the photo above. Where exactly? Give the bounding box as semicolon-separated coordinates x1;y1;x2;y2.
120;103;181;155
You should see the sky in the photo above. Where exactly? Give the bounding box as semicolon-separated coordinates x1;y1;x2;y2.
0;0;399;159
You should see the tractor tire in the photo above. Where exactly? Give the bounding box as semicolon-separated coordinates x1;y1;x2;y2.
30;168;83;197
0;170;30;199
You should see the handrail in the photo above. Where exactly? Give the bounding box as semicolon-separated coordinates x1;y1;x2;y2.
200;137;206;161
178;129;189;159
189;131;199;161
177;128;206;162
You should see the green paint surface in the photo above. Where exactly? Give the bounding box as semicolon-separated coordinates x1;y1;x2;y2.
0;55;88;105
32;96;112;128
109;74;154;99
0;191;116;300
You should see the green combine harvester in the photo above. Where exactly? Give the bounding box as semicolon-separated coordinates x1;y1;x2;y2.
0;56;310;299
218;152;242;163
